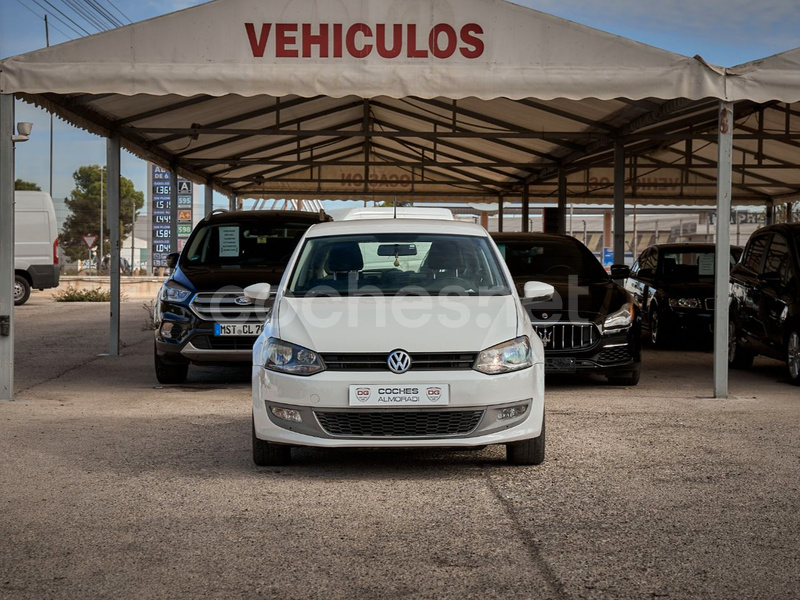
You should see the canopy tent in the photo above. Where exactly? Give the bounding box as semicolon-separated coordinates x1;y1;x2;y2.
2;0;800;400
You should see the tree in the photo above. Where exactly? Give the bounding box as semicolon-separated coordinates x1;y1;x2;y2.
61;165;145;262
15;179;41;191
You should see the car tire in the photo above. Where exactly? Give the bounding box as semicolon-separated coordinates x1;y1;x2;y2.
506;414;545;466
650;308;670;348
154;345;189;384
728;319;755;369
787;329;800;386
607;362;641;386
14;275;31;306
252;416;291;466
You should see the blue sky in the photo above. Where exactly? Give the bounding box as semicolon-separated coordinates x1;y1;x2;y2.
1;0;799;208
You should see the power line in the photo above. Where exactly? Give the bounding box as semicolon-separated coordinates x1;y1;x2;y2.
22;0;87;38
104;0;131;24
83;0;125;28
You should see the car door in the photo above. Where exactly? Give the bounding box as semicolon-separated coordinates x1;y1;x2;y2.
733;233;771;351
758;233;795;358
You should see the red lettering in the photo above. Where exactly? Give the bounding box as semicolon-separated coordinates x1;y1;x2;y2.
302;23;329;58
333;24;343;58
430;24;457;59
376;24;402;59
406;24;428;58
346;23;372;58
459;23;484;59
245;23;271;58
275;23;298;58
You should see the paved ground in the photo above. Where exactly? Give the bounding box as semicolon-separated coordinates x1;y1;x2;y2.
1;295;798;599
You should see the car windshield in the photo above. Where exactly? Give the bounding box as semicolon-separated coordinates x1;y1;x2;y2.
182;220;312;268
287;233;510;296
658;250;723;282
494;238;609;283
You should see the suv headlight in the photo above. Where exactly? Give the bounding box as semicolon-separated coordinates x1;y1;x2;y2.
604;302;634;331
474;336;532;375
162;281;193;303
264;338;325;376
669;297;702;309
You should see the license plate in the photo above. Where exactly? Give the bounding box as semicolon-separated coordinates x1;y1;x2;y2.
546;357;576;373
348;384;450;406
214;323;263;336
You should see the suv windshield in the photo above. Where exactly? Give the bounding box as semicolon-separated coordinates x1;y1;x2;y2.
495;238;608;282
658;249;735;282
182;221;312;268
287;233;510;296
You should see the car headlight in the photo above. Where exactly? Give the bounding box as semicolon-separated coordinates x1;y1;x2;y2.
669;297;702;309
474;336;532;375
161;281;193;303
604;302;634;331
264;338;325;376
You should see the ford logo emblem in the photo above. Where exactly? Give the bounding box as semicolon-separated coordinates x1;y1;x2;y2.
233;296;253;306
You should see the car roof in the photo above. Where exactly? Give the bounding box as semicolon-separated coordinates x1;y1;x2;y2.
647;242;741;252
751;222;800;237
303;218;490;238
202;209;328;225
490;232;579;243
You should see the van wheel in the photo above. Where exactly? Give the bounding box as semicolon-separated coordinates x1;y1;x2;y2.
14;275;31;306
728;319;754;369
154;347;189;384
252;416;291;466
787;329;800;385
506;414;545;466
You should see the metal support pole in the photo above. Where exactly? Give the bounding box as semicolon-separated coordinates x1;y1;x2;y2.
204;181;213;216
0;95;16;400
107;133;121;356
557;168;567;234
788;202;794;224
497;197;504;232
765;203;774;226
169;170;178;253
614;142;625;265
713;102;734;399
522;185;530;233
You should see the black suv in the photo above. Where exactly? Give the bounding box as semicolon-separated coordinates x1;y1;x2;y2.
492;232;641;385
729;223;800;385
154;209;330;383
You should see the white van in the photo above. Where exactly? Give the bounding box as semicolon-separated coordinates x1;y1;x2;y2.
14;191;60;305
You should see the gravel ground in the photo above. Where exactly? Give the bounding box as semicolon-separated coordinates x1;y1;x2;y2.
1;296;798;599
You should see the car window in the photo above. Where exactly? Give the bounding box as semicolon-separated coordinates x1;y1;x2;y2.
763;234;793;286
494;238;608;282
287;233;510;296
182;220;312;267
658;250;718;283
742;234;769;273
638;249;657;278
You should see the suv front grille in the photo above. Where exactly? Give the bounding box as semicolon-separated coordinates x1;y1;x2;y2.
320;352;477;371
190;292;272;322
597;345;632;364
315;409;484;437
532;323;599;351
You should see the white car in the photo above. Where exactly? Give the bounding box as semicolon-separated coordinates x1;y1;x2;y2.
246;219;553;466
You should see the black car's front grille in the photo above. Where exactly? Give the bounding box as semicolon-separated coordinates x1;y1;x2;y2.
190;292;272;322
191;335;258;350
597;345;632;364
319;352;478;371
532;323;599;351
314;409;484;437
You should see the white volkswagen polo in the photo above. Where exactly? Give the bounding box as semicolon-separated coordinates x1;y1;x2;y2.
246;219;553;466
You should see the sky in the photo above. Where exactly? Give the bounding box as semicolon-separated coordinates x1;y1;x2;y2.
1;0;799;211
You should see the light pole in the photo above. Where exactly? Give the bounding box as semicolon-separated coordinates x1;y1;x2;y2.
131;199;136;275
99;168;104;273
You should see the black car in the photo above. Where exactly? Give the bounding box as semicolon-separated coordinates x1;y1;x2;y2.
729;223;800;385
492;232;641;386
153;209;330;384
625;243;742;347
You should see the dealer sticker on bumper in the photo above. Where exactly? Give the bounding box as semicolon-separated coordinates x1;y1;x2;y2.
348;384;450;406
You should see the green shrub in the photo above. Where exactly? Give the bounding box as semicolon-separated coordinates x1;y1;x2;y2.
52;286;116;302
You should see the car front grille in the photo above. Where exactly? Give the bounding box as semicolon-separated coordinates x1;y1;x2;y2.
597;345;632;364
191;335;257;350
319;352;478;371
314;409;485;438
190;292;272;322
532;323;599;351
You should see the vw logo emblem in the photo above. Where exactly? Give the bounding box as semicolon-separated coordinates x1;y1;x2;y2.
387;349;412;374
233;296;252;306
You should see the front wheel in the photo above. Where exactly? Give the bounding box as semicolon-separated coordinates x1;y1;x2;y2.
607;363;641;386
728;319;754;369
506;414;545;466
787;329;800;385
14;275;31;306
154;345;189;384
252;416;291;466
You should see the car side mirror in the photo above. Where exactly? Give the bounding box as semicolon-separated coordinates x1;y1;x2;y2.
610;264;630;279
523;281;555;302
244;282;272;304
167;252;180;269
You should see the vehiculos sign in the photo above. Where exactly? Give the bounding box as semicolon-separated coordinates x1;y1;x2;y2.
245;22;485;60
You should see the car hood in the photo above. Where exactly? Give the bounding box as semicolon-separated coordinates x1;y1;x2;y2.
274;295;525;354
512;277;630;324
174;265;287;292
